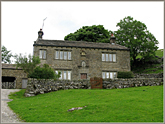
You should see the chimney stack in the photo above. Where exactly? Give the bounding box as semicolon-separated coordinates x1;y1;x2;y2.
38;28;44;40
110;34;116;44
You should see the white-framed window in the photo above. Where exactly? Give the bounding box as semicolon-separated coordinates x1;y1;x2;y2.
102;53;116;62
60;51;63;59
55;70;71;80
106;72;109;78
59;71;62;80
109;54;112;62
102;72;117;79
68;71;71;80
64;52;67;60
55;51;59;59
102;54;105;61
55;51;71;60
102;72;105;79
106;54;109;61
68;52;71;60
113;54;116;62
39;50;46;59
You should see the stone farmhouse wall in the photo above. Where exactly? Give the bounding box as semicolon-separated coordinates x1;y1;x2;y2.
25;78;163;97
33;40;130;80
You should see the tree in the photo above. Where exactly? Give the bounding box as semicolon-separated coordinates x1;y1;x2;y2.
14;54;41;77
1;46;13;64
29;64;61;79
64;25;110;43
114;16;159;66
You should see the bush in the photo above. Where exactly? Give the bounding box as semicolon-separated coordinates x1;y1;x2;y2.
29;64;60;79
117;71;134;78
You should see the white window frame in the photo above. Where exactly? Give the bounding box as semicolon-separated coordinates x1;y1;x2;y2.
113;54;116;62
102;72;105;79
102;54;105;61
109;54;112;62
60;51;63;59
102;72;117;79
102;53;116;62
64;52;67;60
39;50;46;59
56;70;71;80
55;51;59;59
106;54;109;61
68;52;71;60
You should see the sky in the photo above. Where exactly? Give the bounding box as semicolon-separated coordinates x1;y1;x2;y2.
1;1;164;63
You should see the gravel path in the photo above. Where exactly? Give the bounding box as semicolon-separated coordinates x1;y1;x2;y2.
1;89;24;123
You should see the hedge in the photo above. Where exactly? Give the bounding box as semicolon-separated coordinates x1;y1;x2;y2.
117;71;134;78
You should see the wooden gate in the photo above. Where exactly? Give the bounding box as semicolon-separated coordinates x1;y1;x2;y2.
90;77;103;89
2;82;16;89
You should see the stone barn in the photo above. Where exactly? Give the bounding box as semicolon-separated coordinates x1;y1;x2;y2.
1;63;27;89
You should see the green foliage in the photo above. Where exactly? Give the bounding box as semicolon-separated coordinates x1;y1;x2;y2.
114;16;159;66
132;49;163;74
117;71;134;78
14;54;41;77
1;45;13;64
64;25;110;43
8;86;163;122
29;64;61;79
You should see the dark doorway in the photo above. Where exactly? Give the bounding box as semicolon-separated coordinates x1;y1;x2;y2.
2;76;16;89
81;73;87;79
2;76;16;82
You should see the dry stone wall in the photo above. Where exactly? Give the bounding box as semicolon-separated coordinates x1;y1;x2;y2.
25;78;163;97
134;73;163;78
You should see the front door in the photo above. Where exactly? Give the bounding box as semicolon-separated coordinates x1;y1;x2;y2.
81;73;87;79
22;79;28;89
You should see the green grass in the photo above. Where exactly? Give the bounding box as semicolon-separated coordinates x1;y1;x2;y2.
8;86;163;122
155;49;164;58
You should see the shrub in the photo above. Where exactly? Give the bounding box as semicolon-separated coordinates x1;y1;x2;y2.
117;71;134;78
29;64;60;79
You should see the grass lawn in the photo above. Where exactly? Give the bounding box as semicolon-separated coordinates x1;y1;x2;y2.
8;85;163;122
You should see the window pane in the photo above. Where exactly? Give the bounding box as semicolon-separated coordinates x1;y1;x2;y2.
64;52;67;60
102;72;105;79
60;51;63;59
102;54;105;61
64;71;66;79
68;71;71;80
55;71;58;74
43;50;46;59
106;72;109;78
110;72;113;79
109;54;112;62
113;54;116;62
39;50;42;59
106;54;109;61
59;71;62;79
68;52;71;60
114;72;117;78
55;51;59;59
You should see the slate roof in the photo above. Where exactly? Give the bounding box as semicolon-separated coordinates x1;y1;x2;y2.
2;63;22;70
33;39;129;51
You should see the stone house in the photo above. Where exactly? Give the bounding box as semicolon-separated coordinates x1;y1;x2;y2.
33;36;130;80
